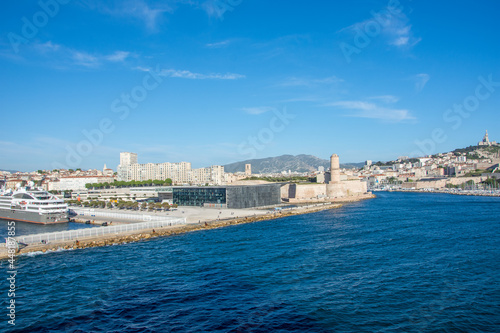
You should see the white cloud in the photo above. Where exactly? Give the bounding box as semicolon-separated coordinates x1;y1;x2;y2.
340;4;421;49
72;51;99;67
329;101;376;111
81;0;172;32
136;67;245;80
105;51;131;62
161;69;245;80
277;96;326;103
241;107;275;115
34;41;61;53
30;41;132;68
202;0;235;19
122;0;171;31
206;40;231;48
391;36;409;46
327;100;415;122
414;73;430;92
279;76;343;87
369;95;399;103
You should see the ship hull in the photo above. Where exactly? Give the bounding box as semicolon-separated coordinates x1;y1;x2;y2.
0;209;69;224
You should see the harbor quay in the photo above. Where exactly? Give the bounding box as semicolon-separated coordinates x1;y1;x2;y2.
72;205;274;225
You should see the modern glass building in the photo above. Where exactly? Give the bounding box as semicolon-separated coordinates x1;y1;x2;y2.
171;184;282;209
225;184;282;209
173;187;226;207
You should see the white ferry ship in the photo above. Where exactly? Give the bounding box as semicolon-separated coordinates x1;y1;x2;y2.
0;184;69;224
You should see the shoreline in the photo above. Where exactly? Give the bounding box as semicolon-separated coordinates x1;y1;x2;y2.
387;189;500;197
0;194;375;259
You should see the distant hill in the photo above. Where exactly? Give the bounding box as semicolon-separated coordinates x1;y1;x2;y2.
223;154;364;174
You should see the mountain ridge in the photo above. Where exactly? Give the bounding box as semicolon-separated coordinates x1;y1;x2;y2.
223;154;364;173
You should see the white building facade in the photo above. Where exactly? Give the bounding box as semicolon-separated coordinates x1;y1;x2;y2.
58;176;115;191
117;153;225;185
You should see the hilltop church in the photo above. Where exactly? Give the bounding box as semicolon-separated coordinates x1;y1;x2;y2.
478;130;498;146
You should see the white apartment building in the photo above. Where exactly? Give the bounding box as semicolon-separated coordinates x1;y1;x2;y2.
120;152;138;166
117;153;225;185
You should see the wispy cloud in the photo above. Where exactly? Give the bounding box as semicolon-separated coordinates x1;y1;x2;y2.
160;69;245;80
31;41;132;68
136;66;245;80
33;41;132;68
34;41;60;53
80;0;172;32
414;73;430;92
72;51;99;67
206;40;232;48
327;100;415;122
241;107;275;115
279;76;343;87
369;95;399;103
105;51;131;62
202;0;241;19
277;96;327;103
340;4;421;49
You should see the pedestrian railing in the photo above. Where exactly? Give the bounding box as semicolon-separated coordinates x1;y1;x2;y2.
14;218;186;245
73;208;171;221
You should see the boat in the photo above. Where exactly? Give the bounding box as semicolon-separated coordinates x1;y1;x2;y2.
0;183;69;224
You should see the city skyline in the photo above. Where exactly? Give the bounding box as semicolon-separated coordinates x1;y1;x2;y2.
1;1;500;171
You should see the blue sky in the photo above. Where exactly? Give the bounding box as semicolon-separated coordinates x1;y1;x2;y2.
1;0;499;171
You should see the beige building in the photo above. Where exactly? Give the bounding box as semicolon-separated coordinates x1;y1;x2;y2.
120;152;138;165
59;176;115;191
117;152;225;185
103;164;114;177
5;179;23;189
48;180;60;192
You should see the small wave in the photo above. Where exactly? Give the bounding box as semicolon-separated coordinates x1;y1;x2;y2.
22;247;75;257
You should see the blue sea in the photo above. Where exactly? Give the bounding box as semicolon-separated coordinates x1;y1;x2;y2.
0;221;100;242
1;192;499;332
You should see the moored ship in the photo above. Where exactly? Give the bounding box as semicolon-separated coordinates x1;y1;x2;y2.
0;183;69;224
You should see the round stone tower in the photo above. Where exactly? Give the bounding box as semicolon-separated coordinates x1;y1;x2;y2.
326;153;344;198
330;154;340;184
